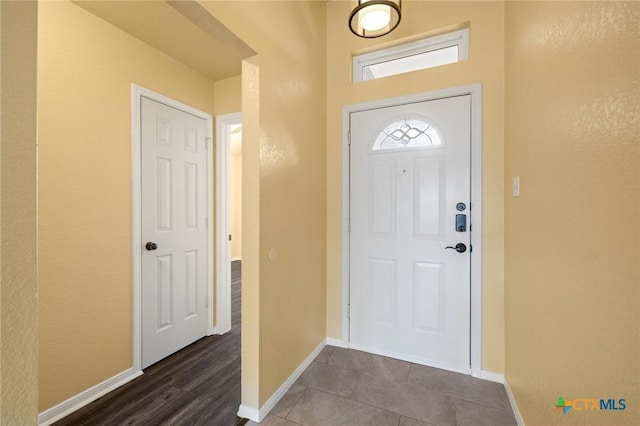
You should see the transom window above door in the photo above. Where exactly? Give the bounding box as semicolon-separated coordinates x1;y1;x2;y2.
372;116;445;151
352;28;469;82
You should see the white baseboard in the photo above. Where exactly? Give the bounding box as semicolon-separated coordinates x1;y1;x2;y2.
238;338;326;423
38;367;143;426
237;404;260;422
504;377;525;426
473;371;523;424
477;370;505;383
326;337;347;348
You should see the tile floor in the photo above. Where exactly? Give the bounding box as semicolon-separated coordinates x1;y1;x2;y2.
249;346;516;426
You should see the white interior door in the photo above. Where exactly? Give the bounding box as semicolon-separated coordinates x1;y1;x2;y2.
141;97;208;368
349;95;472;371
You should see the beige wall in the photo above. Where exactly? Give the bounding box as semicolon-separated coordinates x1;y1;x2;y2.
231;136;243;261
239;55;261;410
7;1;640;423
0;1;39;423
37;1;217;411
200;2;327;407
326;1;506;374
214;74;242;116
214;74;243;260
504;2;640;425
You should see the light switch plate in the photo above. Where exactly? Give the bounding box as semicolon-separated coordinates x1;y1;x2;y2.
512;176;520;197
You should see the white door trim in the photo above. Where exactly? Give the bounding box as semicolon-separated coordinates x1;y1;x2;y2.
215;112;241;336
341;83;483;376
131;84;214;372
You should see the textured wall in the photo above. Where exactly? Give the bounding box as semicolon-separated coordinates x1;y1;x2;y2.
214;75;243;260
0;1;39;424
240;55;261;410
231;139;243;261
37;1;217;411
326;1;506;374
200;2;328;408
505;2;640;425
214;74;241;116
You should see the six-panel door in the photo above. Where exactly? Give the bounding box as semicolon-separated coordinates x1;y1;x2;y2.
141;97;208;369
349;95;472;371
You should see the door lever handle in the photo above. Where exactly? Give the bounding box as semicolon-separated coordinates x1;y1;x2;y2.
445;243;467;253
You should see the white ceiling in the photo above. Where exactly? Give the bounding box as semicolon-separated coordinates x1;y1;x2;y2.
73;0;244;81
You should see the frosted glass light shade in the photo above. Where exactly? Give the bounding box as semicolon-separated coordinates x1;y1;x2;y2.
360;6;390;31
349;0;401;38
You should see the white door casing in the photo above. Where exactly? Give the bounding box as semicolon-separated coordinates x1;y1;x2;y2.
132;86;213;370
348;90;480;374
215;112;242;336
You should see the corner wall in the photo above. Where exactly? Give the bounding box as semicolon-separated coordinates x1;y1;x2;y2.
0;1;39;423
199;2;328;408
504;2;640;424
231;140;243;261
214;75;243;261
214;74;241;116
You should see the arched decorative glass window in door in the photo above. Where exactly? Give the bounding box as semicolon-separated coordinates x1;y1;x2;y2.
372;117;445;151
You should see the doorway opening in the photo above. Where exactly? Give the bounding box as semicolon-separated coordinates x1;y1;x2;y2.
216;112;242;335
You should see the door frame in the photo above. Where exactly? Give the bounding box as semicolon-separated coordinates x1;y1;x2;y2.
341;83;483;376
215;112;242;336
131;84;215;373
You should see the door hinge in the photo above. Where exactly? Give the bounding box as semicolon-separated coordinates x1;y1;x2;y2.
229;234;232;241
205;217;208;228
347;304;351;319
348;217;351;233
206;297;209;308
348;131;351;146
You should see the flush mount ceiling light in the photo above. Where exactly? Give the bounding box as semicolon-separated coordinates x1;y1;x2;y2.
349;0;402;39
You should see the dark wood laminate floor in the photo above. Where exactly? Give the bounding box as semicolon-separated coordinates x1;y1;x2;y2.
56;261;245;426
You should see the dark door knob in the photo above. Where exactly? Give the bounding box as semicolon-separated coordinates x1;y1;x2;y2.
145;242;158;251
445;243;467;253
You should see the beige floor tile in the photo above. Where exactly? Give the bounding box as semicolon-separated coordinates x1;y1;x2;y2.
296;361;362;398
314;346;335;363
454;398;517;426
407;364;511;411
352;373;457;426
328;347;411;383
271;384;307;418
287;388;400;426
247;414;301;426
260;349;517;426
399;415;433;426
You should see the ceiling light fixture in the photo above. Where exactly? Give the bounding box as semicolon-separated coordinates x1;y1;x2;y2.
349;0;401;39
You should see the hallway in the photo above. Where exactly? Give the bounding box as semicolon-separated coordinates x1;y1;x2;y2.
52;259;516;426
55;261;243;426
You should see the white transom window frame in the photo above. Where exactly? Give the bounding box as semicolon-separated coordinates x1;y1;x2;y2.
352;28;470;83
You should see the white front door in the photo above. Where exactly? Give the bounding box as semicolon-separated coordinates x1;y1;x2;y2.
349;95;472;371
141;97;208;368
